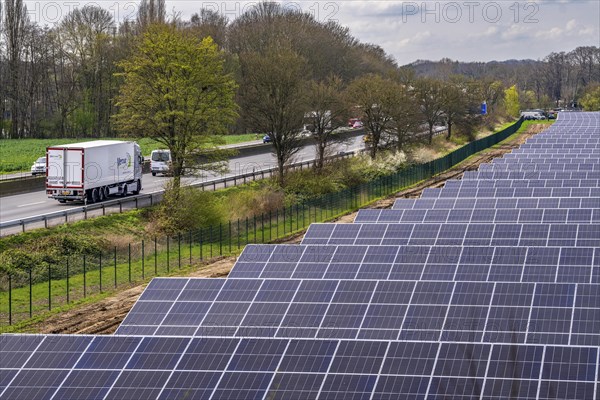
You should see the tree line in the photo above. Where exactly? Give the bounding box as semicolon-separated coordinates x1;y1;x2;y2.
2;0;597;141
2;0;599;187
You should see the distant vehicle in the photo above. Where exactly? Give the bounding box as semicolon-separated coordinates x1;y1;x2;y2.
348;118;362;128
31;157;46;176
263;135;272;143
520;111;546;120
352;121;364;129
151;149;171;176
46;140;143;204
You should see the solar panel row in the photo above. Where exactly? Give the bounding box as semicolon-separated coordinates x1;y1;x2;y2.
1;335;598;400
302;222;600;247
115;277;600;345
356;207;600;224
393;196;600;210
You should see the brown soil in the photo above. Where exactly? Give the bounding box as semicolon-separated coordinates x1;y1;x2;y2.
24;123;545;335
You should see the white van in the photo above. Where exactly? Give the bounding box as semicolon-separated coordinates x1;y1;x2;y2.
150;149;171;176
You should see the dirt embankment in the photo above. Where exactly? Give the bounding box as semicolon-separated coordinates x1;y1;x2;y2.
25;124;545;335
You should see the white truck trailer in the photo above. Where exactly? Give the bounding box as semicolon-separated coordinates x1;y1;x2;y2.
46;140;143;204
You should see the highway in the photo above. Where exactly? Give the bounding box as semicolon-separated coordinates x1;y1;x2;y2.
0;134;365;224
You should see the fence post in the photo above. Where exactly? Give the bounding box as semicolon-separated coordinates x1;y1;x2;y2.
189;231;192;265
219;223;223;256
167;237;170;273
200;229;203;260
99;253;102;293
128;243;132;282
48;264;52;310
29;268;32;318
210;225;213;258
261;213;265;243
142;240;145;280
178;233;181;269
66;258;70;304
283;207;286;234
245;217;249;245
83;255;87;298
269;210;272;242
8;274;11;325
114;246;117;288
253;215;257;243
290;206;293;232
229;221;232;253
276;209;279;237
237;219;241;249
154;237;157;275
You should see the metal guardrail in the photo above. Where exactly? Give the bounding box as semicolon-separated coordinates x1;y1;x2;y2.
0;151;361;236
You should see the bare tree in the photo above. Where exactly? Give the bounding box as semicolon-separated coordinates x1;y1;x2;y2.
239;44;309;185
136;0;166;31
307;76;350;170
187;9;228;48
347;74;397;158
414;78;445;144
59;5;115;136
3;0;28;138
389;84;421;151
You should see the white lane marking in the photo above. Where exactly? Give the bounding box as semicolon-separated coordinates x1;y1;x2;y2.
17;201;45;208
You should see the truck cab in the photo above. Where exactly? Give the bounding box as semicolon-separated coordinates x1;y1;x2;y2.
151;150;171;176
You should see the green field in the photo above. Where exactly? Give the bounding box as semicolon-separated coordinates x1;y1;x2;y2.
0;134;258;174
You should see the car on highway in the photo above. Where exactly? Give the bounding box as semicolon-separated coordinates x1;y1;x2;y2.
151;149;171;176
263;135;272;143
30;157;46;176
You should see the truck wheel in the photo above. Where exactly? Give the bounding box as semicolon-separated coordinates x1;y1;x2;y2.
122;185;128;197
103;186;110;199
58;200;66;204
98;187;105;202
132;180;141;195
152;172;156;176
91;188;99;203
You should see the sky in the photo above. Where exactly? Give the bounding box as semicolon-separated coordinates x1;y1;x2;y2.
23;0;600;65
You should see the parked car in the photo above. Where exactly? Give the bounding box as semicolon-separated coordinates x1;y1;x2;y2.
30;157;46;176
263;135;272;143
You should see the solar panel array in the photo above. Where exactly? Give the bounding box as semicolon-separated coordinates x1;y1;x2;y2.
2;112;600;399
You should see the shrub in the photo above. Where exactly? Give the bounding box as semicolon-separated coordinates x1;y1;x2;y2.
149;182;227;235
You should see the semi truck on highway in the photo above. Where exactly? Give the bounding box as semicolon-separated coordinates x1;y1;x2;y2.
46;140;143;204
